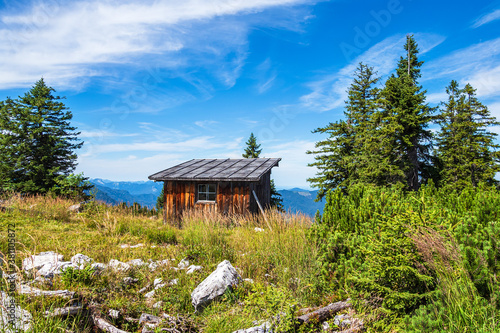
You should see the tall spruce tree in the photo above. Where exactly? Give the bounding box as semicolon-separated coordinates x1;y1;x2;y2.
436;80;500;189
242;133;262;158
0;79;88;196
307;63;380;199
242;133;283;211
378;35;434;190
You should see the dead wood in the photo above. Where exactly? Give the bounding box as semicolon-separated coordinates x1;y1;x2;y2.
296;300;351;325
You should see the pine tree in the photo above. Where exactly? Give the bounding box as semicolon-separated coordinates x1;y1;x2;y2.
0;79;89;197
307;63;380;199
242;133;283;210
435;80;500;189
378;35;434;190
242;132;262;158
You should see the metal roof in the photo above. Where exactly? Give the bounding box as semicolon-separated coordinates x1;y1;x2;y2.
148;158;281;182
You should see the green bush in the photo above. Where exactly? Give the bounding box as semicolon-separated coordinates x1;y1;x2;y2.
312;183;500;331
145;227;177;245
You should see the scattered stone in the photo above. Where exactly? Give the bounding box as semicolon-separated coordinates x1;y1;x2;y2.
186;265;203;274
91;263;107;271
254;227;264;232
71;253;93;267
138;284;151;294
244;278;254;284
120;243;144;249
333;314;351;329
68;203;82;213
144;290;155;298
22;251;63;271
191;260;242;311
123;277;139;285
153;301;162;309
18;285;75;298
169;279;178;286
108;259;130;272
128;259;146;267
153;278;163;287
139;313;161;325
37;261;76;278
232;321;272;333
322;321;330;331
109;309;120;319
178;258;190;269
0;291;32;332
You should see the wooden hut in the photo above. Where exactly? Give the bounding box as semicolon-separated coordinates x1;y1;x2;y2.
148;158;281;224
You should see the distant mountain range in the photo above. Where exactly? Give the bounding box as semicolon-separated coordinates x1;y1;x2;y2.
88;179;324;216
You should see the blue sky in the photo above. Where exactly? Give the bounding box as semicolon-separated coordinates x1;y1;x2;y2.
1;0;499;189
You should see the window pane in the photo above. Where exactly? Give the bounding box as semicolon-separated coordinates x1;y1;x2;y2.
208;184;216;193
199;184;206;192
208;193;216;201
199;193;207;201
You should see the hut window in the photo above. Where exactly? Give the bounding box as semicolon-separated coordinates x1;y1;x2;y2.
198;184;216;202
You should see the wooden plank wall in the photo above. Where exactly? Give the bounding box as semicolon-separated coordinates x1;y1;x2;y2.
162;173;272;224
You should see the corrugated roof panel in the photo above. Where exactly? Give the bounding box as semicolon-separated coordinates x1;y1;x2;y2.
148;158;281;182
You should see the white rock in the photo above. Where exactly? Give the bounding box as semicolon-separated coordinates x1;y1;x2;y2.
128;259;146;267
254;227;264;232
148;262;158;271
123;277;139;285
322;321;330;331
178;258;190;269
71;253;93;268
109;309;120;319
0;292;32;332
37;261;76;278
22;251;63;271
333;314;351;328
139;313;161;324
108;259;130;272
153;278;163;287
120;244;130;249
232;321;272;333
169;279;178;286
68;203;82;213
186;265;203;274
130;243;145;249
191;260;242;311
243;278;254;284
144;290;155;298
153;301;162;309
91;263;107;271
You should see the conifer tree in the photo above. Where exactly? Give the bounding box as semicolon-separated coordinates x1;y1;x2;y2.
307;63;380;199
0;79;89;197
242;132;262;158
378;34;434;190
436;80;500;189
242;133;283;210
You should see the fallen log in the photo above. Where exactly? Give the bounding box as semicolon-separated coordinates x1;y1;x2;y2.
45;306;83;317
296;300;351;324
18;284;75;298
89;305;130;333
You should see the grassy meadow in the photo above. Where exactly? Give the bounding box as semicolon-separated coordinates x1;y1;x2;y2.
2;185;500;333
0;195;325;333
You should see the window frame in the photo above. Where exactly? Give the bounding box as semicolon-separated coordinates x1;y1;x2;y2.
197;183;217;203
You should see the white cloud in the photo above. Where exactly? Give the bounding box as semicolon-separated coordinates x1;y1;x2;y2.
0;0;315;90
423;37;500;98
300;33;445;112
79;130;139;138
472;9;500;28
194;120;219;129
